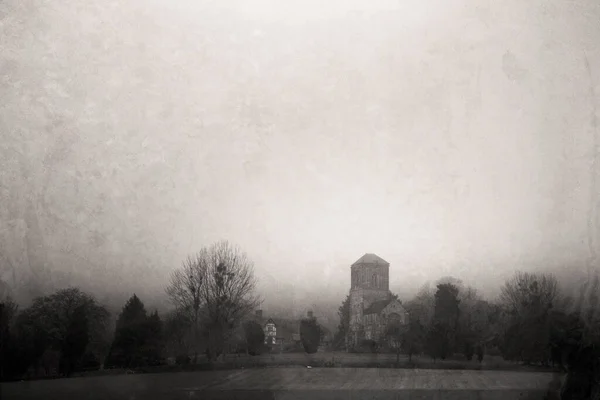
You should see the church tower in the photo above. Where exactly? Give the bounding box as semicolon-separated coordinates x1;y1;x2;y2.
348;253;391;347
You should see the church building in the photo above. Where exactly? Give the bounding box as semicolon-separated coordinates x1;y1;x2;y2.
348;253;408;348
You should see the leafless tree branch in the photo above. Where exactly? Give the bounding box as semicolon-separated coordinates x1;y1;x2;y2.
499;271;558;317
166;240;261;362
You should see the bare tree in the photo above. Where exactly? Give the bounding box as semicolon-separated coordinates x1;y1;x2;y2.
166;241;261;362
405;282;435;328
499;272;559;316
165;254;206;363
163;309;193;363
200;241;261;361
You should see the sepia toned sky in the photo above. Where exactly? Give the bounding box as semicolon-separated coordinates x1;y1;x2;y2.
1;0;600;308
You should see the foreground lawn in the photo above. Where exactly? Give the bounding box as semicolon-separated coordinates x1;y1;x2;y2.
216;352;554;371
8;352;559;383
78;352;558;378
4;367;563;400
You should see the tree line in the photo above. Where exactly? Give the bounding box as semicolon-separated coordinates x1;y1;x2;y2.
0;239;330;381
0;240;266;380
333;271;600;376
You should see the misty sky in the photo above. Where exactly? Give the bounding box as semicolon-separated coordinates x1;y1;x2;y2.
1;0;600;308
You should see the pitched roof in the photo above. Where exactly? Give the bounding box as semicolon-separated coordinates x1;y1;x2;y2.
352;253;390;267
364;299;392;315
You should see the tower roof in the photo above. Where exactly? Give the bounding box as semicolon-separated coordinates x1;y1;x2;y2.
351;253;389;267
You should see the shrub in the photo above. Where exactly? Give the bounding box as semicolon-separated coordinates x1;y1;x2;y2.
475;345;484;362
175;354;191;365
300;318;321;354
243;321;265;356
282;342;304;353
79;352;101;371
486;346;501;357
360;339;378;353
464;342;474;361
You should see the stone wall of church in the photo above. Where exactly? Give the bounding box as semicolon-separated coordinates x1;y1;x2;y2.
363;313;384;340
349;288;391;345
365;301;410;342
381;301;409;324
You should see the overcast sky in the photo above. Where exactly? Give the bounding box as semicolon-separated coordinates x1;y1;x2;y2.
1;0;600;307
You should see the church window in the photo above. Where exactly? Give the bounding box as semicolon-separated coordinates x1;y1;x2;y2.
371;273;377;287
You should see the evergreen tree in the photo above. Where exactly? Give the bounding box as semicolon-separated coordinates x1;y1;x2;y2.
425;323;446;361
0;299;18;380
432;283;461;358
332;295;350;350
106;294;151;368
300;317;321;354
143;310;164;366
402;317;425;362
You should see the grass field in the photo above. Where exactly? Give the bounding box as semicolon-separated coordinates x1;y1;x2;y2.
72;352;558;379
3;367;563;400
213;352;556;371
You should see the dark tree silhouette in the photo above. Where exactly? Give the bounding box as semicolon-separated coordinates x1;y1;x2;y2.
164;309;192;363
243;320;265;356
332;295;350;350
431;283;461;358
105;294;159;368
0;298;18;380
402;317;425;362
426;322;447;361
498;272;558;365
300;317;321;354
475;344;484;363
143;310;165;366
59;305;89;376
1;288;109;379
